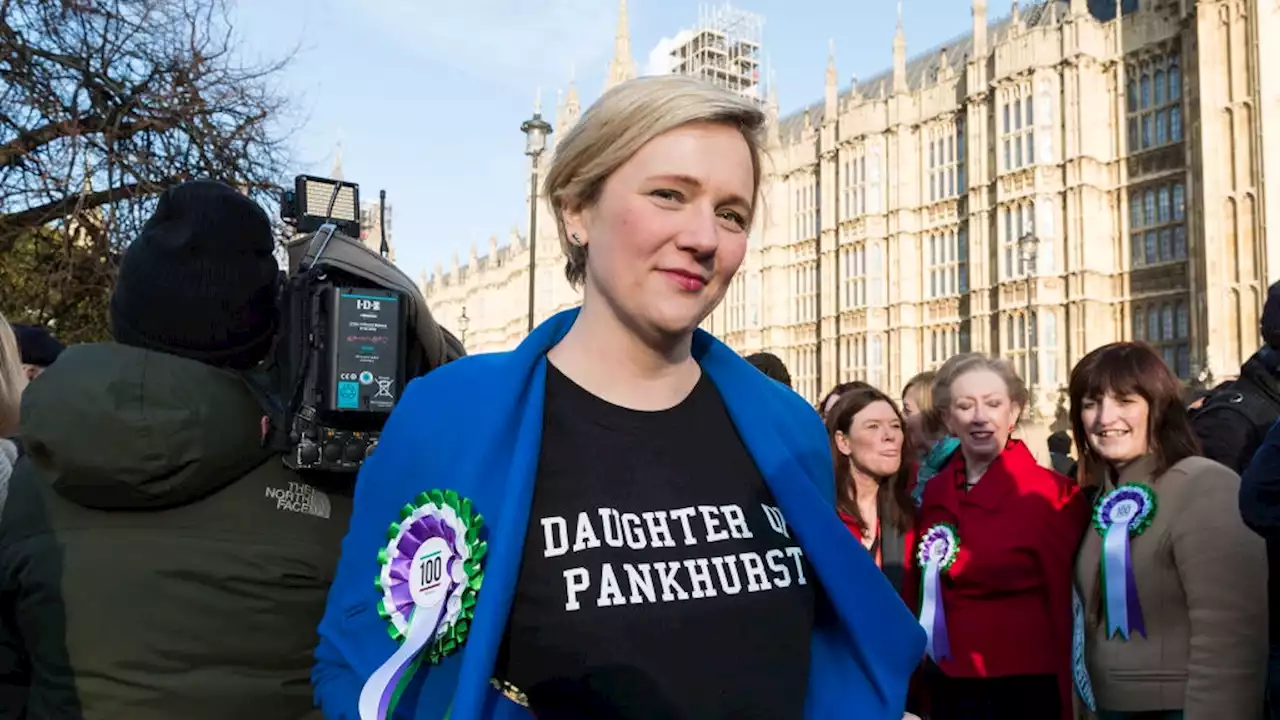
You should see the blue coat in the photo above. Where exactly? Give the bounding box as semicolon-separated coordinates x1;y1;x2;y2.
313;308;925;719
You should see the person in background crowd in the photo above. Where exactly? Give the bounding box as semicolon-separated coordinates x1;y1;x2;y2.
12;324;64;381
826;385;915;590
1191;280;1280;473
902;371;960;507
906;353;1088;720
1184;389;1211;412
1238;416;1280;720
0;313;26;517
0;180;352;719
745;351;791;387
1072;342;1266;719
313;75;924;720
818;380;873;419
1046;430;1077;479
0;315;24;440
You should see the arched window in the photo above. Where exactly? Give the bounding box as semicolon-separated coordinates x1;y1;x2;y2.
1169;63;1181;100
869;335;884;388
1043;311;1059;384
868;244;884;304
1140;73;1151;109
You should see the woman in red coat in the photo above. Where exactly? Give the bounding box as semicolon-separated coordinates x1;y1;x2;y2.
905;353;1089;720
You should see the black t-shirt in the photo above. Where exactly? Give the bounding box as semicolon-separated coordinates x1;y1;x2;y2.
493;364;815;719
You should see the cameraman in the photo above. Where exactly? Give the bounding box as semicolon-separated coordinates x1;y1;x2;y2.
0;181;352;719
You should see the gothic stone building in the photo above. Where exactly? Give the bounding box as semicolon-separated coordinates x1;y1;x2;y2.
422;0;1277;418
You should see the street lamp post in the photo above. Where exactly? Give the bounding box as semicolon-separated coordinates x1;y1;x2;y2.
459;306;470;349
520;105;553;334
1018;232;1040;418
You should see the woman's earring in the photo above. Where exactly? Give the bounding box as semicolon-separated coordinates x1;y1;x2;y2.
570;232;582;246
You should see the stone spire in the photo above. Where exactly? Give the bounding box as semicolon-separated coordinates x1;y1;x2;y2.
563;63;581;129
824;39;838;116
555;88;566;133
330;142;344;180
893;1;907;95
605;0;636;91
973;0;988;56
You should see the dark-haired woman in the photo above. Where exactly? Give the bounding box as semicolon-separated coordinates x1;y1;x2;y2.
826;386;916;591
1071;342;1267;719
818;381;873;419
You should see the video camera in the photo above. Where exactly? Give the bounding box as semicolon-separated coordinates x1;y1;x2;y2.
252;175;464;475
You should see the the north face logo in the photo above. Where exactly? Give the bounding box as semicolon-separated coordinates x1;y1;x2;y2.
264;481;332;519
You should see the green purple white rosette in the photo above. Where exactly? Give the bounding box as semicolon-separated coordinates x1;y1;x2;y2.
357;489;486;720
916;522;960;662
1093;484;1156;640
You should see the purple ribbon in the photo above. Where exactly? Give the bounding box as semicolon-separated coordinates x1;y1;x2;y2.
920;557;951;661
916;525;957;663
1099;488;1148;640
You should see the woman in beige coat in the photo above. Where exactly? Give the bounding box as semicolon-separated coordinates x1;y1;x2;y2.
1069;342;1267;719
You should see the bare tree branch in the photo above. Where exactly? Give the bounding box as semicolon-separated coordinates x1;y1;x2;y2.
0;0;294;246
0;0;296;340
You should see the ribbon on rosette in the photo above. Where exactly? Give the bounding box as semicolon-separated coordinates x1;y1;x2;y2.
916;523;960;662
358;489;487;720
1093;484;1156;640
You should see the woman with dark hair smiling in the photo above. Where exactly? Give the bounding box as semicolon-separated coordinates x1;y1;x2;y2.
825;386;916;590
1071;342;1267;719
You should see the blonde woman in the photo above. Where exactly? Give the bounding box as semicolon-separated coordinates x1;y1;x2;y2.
901;370;960;507
1071;342;1267;718
313;76;925;719
0;313;27;515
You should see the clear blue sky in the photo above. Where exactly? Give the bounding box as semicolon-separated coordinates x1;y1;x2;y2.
232;0;974;280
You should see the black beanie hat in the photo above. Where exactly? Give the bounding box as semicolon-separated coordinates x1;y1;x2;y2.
1263;280;1280;350
110;180;281;369
11;324;64;367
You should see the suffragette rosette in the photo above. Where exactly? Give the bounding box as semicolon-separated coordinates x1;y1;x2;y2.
916;522;960;662
358;489;487;720
1093;484;1156;640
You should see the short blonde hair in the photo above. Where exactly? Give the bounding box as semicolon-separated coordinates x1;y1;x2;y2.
903;370;943;437
932;352;1029;425
0;313;27;437
544;75;768;287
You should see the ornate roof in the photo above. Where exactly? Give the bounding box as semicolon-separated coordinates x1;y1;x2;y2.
776;1;1072;143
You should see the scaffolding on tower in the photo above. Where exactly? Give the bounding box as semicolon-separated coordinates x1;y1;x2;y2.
667;2;765;103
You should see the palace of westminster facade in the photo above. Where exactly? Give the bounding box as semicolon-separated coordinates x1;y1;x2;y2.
421;0;1279;418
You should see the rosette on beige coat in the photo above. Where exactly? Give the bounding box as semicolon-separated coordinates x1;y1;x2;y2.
1075;455;1267;717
